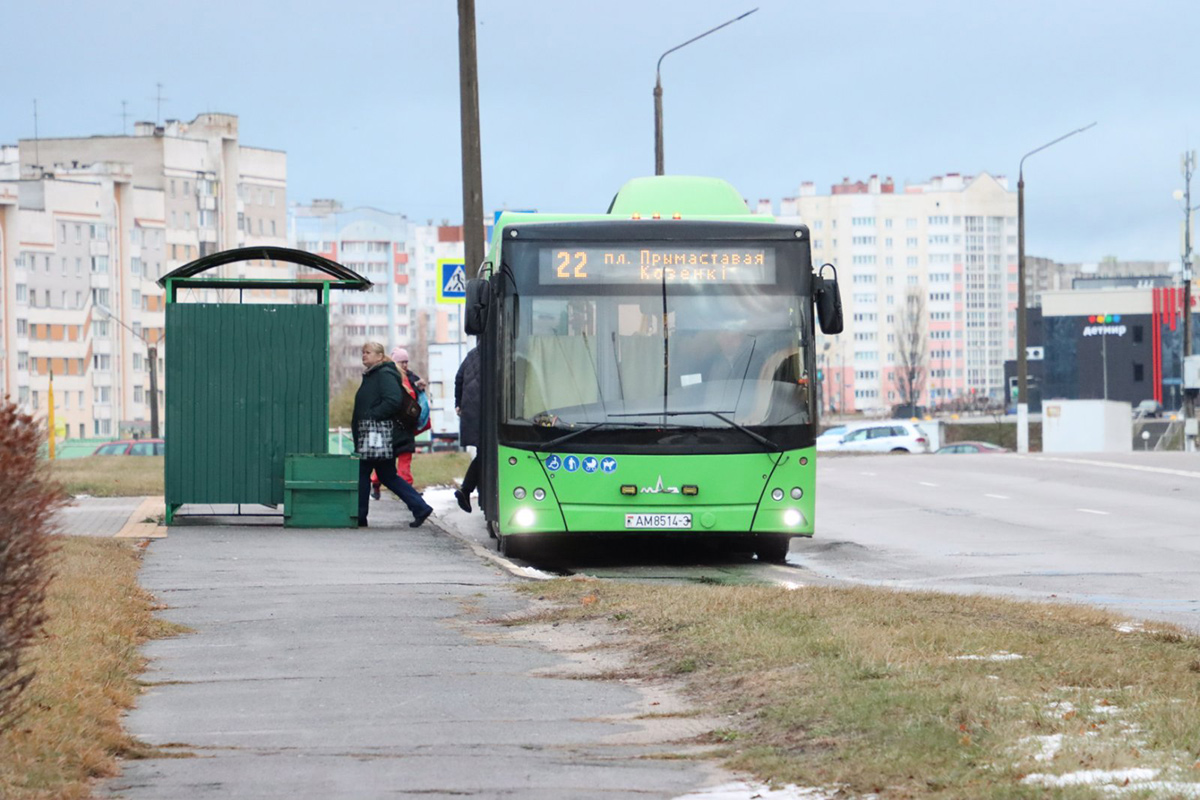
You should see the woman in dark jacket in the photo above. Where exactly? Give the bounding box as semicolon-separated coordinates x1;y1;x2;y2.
370;346;424;498
453;346;482;513
353;342;434;528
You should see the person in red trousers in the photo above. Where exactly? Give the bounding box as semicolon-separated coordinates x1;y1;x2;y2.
371;347;428;498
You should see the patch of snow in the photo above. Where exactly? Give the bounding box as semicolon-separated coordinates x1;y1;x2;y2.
673;782;869;800
1102;781;1200;797
953;651;1024;661
1020;733;1063;762
1046;700;1076;714
517;565;556;580
1022;768;1158;788
779;582;804;591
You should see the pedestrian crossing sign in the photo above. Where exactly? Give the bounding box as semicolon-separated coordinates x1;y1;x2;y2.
436;260;467;304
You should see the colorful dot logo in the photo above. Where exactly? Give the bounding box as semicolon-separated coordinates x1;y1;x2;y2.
1088;314;1122;324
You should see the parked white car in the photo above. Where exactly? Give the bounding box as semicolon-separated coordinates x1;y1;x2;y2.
826;421;932;454
816;423;865;452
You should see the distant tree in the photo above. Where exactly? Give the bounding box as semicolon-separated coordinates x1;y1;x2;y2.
893;287;927;409
0;397;64;728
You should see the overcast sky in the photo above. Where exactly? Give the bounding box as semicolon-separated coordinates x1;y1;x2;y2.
6;0;1199;263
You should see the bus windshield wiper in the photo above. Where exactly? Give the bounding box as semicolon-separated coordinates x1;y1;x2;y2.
540;420;679;451
632;410;780;452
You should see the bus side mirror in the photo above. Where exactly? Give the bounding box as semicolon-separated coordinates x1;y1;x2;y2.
464;278;490;336
814;267;844;335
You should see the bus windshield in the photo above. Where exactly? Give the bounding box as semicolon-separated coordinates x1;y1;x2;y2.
504;288;812;449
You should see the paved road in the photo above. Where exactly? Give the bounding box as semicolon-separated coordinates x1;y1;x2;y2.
795;451;1200;631
98;497;729;799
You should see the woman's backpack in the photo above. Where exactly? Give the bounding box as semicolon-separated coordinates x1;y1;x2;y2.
416;391;430;432
394;368;422;433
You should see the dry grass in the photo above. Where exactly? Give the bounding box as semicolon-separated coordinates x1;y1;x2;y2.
0;537;185;800
519;581;1200;798
50;452;468;497
49;456;164;497
412;451;470;491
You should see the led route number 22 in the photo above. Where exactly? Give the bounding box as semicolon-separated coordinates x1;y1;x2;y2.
555;250;589;279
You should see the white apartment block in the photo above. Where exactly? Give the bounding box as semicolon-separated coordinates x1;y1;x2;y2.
771;172;1018;414
289;203;466;391
0;113;287;439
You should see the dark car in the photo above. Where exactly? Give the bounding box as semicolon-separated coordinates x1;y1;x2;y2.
891;403;928;419
93;438;165;456
935;441;1009;454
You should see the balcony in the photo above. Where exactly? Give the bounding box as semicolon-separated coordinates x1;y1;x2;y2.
89;240;109;257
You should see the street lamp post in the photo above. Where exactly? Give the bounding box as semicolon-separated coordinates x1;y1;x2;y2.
654;8;757;176
1016;122;1096;453
97;303;161;440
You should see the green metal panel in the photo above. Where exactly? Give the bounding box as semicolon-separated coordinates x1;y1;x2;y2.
165;304;329;511
283;454;358;528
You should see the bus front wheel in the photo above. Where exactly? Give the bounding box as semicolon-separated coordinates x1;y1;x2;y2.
754;535;792;564
499;533;533;561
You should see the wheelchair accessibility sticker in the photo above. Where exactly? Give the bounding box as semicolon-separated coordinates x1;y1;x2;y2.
544;454;617;475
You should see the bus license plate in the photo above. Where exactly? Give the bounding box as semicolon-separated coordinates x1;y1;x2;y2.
625;513;692;529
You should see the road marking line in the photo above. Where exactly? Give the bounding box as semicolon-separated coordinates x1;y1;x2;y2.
985;493;1009;499
1020;455;1200;480
1076;508;1110;515
919;481;939;487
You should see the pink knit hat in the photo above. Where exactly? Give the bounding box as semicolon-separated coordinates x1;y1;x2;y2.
391;347;410;362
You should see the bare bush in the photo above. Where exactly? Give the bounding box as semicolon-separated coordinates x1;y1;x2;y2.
0;398;64;728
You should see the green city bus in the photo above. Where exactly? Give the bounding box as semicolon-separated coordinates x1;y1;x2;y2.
463;176;843;562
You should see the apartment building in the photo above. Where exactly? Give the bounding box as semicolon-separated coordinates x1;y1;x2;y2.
772;172;1018;413
1025;256;1175;307
289;203;466;391
0;113;287;438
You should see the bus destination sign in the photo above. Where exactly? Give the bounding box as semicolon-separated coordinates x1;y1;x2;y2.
538;245;777;286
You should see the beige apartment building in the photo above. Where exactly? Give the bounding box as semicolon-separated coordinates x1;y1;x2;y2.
0;113;286;439
770;172;1018;413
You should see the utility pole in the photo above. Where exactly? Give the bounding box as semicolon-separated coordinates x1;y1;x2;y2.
1181;150;1196;450
457;0;485;279
148;343;159;440
32;99;40;168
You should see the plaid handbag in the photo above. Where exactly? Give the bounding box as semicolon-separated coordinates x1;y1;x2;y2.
355;419;393;459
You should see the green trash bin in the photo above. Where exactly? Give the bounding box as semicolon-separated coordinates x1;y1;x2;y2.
284;454;359;528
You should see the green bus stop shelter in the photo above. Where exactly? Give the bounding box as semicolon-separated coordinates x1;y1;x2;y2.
156;247;370;524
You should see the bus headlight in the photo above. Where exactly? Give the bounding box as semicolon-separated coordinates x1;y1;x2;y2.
533;488;546;501
791;487;804;499
771;488;784;501
515;508;535;527
513;487;526;500
783;509;803;527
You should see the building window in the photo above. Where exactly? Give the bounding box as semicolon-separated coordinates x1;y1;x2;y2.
1133;363;1144;382
1132;325;1143;344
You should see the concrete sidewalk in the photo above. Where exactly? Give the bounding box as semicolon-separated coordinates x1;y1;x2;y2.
99;496;728;799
